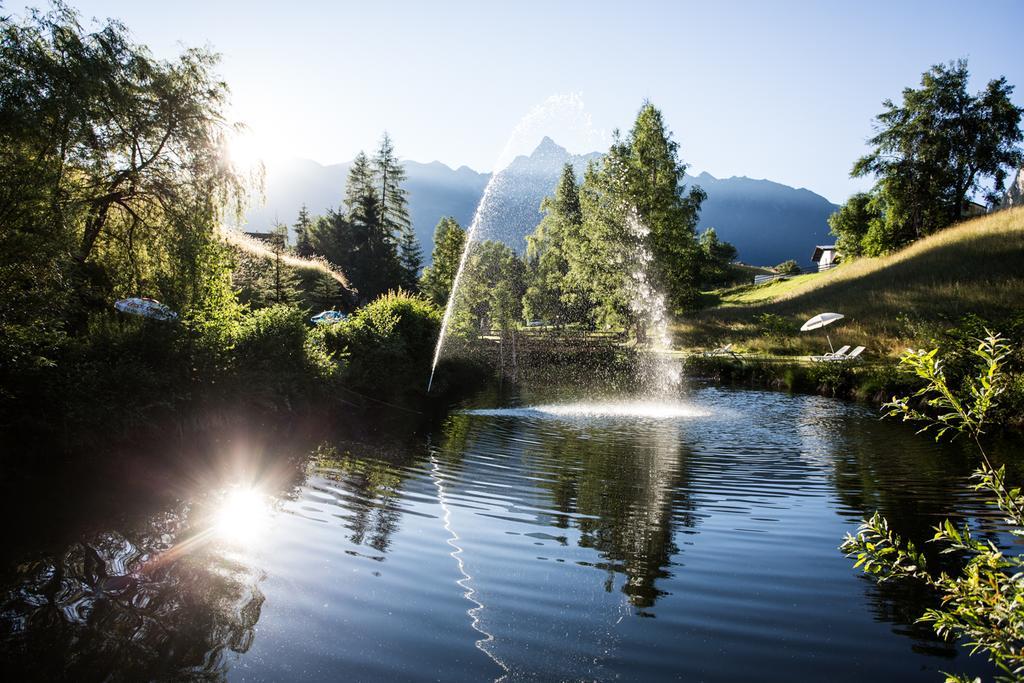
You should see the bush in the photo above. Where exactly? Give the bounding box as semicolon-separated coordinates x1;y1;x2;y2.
231;304;335;404
317;290;441;400
775;260;801;275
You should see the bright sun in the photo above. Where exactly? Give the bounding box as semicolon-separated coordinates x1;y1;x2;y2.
226;129;269;170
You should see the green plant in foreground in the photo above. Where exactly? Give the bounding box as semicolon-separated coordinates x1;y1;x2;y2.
841;332;1024;682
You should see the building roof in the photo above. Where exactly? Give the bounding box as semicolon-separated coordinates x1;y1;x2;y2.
811;245;837;262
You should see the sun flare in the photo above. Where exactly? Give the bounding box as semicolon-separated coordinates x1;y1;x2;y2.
214;487;270;543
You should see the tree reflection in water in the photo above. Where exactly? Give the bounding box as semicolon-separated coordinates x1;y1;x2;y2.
438;409;695;610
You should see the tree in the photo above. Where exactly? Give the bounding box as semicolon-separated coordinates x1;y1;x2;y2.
419;217;466;307
374;132;411;241
294;205;314;257
697;228;738;287
523;163;586;325
344;151;399;301
616;102;706;311
397;226;423;291
774;260;801;276
847;60;1023;254
842;333;1024;681
0;4;247;399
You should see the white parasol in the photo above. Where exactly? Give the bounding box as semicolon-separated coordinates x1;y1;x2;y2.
800;312;844;353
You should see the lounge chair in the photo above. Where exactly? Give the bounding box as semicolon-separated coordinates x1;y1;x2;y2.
811;345;850;362
840;346;866;362
703;343;739;359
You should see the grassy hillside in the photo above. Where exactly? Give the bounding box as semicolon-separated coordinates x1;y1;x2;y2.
679;207;1024;358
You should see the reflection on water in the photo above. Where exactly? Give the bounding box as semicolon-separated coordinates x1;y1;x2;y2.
0;497;266;680
0;385;1011;681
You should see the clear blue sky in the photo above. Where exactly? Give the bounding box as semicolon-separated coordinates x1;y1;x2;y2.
18;0;1024;203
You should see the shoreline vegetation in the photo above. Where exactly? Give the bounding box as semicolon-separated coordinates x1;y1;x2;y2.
2;5;1022;458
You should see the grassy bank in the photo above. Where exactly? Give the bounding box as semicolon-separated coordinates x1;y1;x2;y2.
679;207;1024;358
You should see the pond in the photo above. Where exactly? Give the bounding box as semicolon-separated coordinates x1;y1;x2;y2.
0;384;1008;681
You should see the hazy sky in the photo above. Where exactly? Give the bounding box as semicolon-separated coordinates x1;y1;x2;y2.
18;0;1024;203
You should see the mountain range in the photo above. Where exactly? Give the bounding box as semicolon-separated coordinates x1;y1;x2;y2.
243;137;839;267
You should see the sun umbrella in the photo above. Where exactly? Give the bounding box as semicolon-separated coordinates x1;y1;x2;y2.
114;297;178;322
800;312;844;353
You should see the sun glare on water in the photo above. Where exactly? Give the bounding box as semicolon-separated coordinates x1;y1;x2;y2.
214;487;270;543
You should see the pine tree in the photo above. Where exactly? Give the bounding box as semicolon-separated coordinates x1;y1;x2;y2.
268;222;301;304
618;101;705;312
419;217;466;307
397;225;423;290
294;204;314;257
345;151;398;301
524;163;585;325
374;132;411;243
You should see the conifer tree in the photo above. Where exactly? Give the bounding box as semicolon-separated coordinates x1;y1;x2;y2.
374;132;411;243
397;225;423;290
294;204;314;257
344;151;398;301
524;163;585;325
419;217;466;307
617;101;705;311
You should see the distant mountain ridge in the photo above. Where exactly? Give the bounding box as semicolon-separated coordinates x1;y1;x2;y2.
243;138;838;267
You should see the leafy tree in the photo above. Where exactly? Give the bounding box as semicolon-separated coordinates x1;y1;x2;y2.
419;217;466;307
845;60;1023;254
698;227;738;286
457;241;525;335
842;333;1024;681
0;3;246;406
294;204;314;257
827;192;884;257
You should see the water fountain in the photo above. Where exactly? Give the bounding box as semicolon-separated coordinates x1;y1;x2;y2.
427;97;686;418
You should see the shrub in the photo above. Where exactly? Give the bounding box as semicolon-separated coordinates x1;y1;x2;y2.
842;333;1024;681
318;290;441;399
231;304;335;404
775;259;801;275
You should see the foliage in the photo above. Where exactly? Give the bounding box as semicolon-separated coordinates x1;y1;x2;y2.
698;228;738;287
607;102;706;312
0;3;249;420
419;216;466;307
775;260;801;276
454;241;525;335
839;60;1023;255
523;163;587;324
841;333;1024;681
317;290;441;398
375;132;420;290
294;205;314;257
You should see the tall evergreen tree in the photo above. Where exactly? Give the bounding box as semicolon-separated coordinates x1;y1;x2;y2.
344;151;398;301
294;204;314;257
397;225;423;291
374;132;411;242
419;217;466;307
524;163;586;325
617;102;705;311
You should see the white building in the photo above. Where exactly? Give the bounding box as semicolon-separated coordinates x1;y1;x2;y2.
811;245;838;271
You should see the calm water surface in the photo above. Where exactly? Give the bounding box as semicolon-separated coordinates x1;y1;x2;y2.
0;385;1009;681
